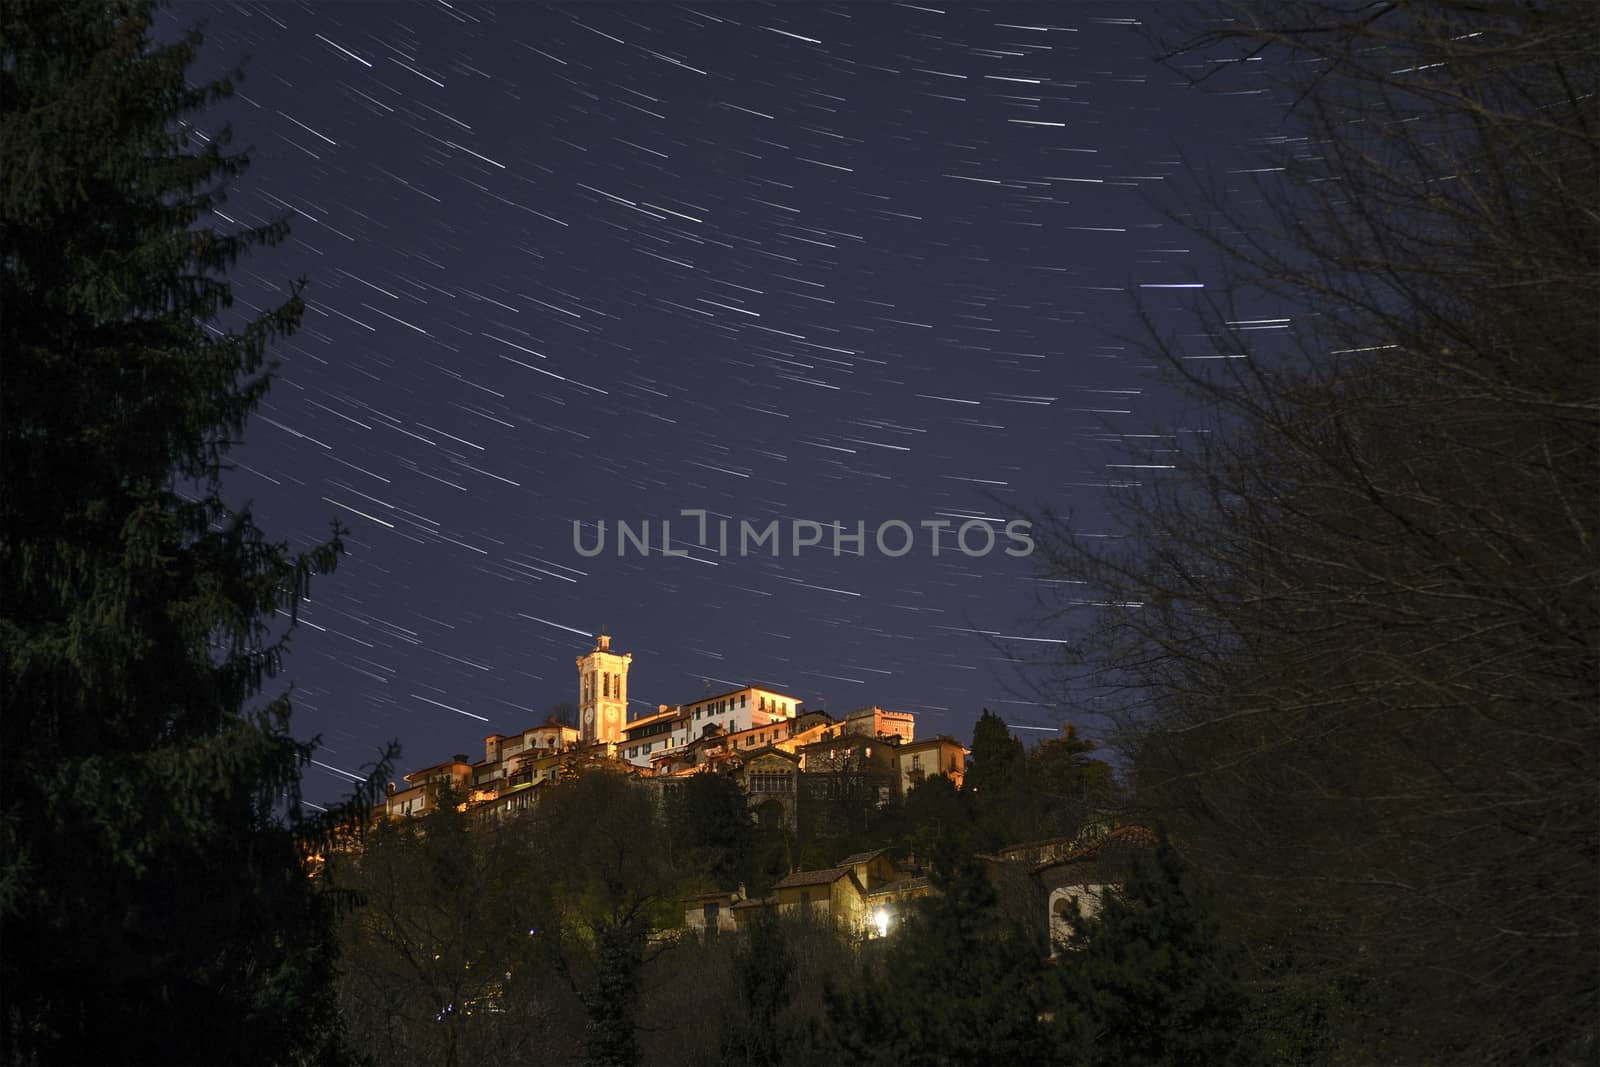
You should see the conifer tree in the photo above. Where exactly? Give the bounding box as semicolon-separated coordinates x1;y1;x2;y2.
963;708;1029;848
964;709;1025;798
1058;837;1249;1066
0;2;388;1061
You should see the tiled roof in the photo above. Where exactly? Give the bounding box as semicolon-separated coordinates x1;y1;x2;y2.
896;735;963;750
773;866;851;889
1032;825;1156;874
996;833;1079;858
682;889;741;903
867;875;931;898
837;848;889;867
683;684;798;708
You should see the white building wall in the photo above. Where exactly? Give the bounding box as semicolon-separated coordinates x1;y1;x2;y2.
1048;884;1111;950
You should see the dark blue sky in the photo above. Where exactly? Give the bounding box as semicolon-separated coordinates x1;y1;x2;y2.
164;2;1282;805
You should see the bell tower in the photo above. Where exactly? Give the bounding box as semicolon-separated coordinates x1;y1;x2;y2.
576;630;631;745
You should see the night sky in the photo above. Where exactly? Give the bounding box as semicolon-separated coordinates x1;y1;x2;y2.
161;2;1280;806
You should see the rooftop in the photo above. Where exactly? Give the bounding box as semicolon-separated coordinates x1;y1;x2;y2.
623;706;685;732
681;683;802;709
837;847;890;867
867;875;931;898
772;867;853;889
1032;825;1157;875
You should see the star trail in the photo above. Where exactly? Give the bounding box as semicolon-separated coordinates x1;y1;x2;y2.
163;2;1279;802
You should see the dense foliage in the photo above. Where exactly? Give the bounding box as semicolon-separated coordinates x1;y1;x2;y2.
1059;837;1248;1067
0;3;389;1061
326;713;1251;1067
826;844;1077;1066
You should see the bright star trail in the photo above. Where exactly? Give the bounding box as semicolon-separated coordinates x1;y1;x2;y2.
164;3;1278;801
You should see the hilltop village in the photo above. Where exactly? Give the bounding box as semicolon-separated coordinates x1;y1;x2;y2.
367;631;1143;946
380;631;967;831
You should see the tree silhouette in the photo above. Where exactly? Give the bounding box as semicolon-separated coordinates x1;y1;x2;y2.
1058;836;1249;1066
1;3;392;1061
1028;2;1599;1061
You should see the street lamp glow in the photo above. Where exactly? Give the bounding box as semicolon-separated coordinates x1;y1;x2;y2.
873;907;890;938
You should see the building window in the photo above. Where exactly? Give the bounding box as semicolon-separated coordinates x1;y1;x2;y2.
750;772;792;794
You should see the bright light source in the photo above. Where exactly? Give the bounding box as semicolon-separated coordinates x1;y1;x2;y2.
873;907;890;938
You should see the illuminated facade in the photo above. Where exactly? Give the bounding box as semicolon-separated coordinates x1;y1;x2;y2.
381;755;474;818
893;736;966;794
370;629;974;942
704;848;937;939
577;631;631;745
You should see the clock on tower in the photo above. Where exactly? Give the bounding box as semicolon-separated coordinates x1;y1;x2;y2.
575;630;631;745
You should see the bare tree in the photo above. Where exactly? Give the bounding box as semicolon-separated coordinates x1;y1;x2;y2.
1026;2;1598;1062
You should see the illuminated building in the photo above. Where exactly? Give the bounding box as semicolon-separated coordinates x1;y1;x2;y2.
576;631;631;745
381;755;474;818
893;735;967;794
771;867;868;927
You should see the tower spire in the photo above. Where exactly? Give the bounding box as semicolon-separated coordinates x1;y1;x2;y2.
577;630;630;744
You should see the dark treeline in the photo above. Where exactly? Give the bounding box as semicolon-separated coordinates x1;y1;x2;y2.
325;715;1249;1067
